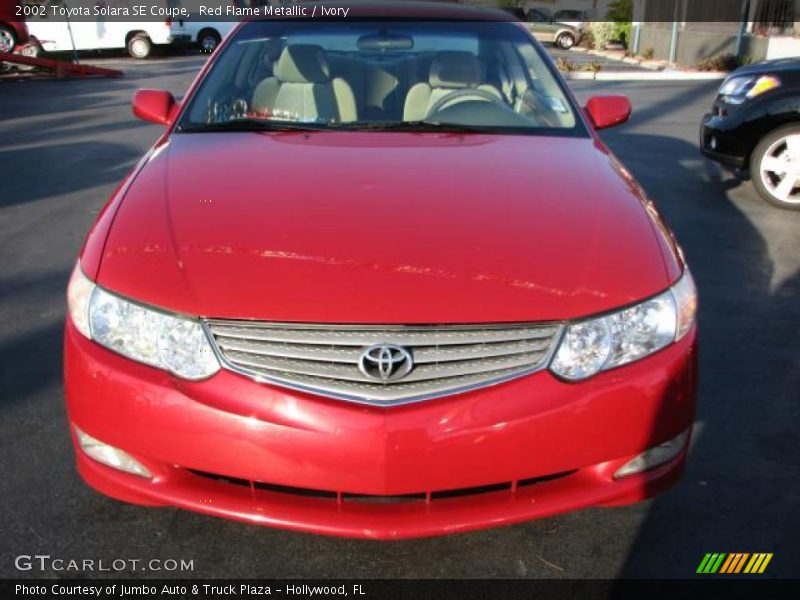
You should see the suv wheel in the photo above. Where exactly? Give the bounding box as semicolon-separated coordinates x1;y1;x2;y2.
751;124;800;210
127;34;152;60
556;32;576;50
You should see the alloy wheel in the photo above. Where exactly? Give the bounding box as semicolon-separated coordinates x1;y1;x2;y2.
557;34;575;50
758;134;800;206
0;28;15;54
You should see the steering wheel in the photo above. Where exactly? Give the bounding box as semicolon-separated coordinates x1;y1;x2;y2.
426;88;505;119
517;88;561;128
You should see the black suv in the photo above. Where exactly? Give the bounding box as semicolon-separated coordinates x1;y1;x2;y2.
701;58;800;210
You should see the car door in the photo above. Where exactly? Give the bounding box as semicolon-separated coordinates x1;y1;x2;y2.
24;9;73;52
68;21;122;51
25;4;118;51
527;9;558;43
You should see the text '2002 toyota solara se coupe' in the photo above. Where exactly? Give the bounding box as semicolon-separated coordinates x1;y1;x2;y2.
64;3;698;539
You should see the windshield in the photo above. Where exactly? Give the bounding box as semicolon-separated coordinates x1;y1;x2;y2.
178;20;583;135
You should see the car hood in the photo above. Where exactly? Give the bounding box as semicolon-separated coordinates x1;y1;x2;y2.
97;132;679;323
728;57;800;78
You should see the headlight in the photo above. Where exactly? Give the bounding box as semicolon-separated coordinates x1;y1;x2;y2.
551;270;696;381
719;75;780;104
67;264;220;380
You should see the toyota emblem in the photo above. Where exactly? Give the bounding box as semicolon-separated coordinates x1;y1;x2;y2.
358;344;414;382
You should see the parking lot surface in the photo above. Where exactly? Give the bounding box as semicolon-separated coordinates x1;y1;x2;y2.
1;56;798;578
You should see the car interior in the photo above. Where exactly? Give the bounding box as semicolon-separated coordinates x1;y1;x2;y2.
184;23;577;131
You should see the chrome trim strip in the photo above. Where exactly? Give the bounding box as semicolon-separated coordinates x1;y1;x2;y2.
206;321;558;345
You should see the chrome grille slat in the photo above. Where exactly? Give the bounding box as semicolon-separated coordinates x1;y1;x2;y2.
216;338;363;363
413;339;552;363
215;337;552;364
206;320;562;406
224;349;549;384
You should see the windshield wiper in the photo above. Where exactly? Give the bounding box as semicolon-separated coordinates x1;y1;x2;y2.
177;119;333;133
177;119;486;134
343;120;486;133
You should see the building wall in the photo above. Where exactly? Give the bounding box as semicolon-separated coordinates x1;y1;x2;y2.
766;35;800;58
462;0;615;18
636;25;675;58
636;26;771;64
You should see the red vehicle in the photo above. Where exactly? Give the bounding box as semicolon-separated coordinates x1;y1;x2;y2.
0;0;29;53
64;2;698;539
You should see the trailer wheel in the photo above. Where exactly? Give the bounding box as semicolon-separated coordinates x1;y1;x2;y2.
16;40;43;72
127;34;152;60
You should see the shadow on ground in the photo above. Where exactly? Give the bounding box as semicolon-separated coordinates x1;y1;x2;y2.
0;71;798;580
598;126;800;578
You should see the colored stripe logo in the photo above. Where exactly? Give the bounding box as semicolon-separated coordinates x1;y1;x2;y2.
697;553;773;574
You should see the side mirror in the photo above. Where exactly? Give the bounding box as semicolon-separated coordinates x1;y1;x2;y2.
132;89;177;125
584;95;632;130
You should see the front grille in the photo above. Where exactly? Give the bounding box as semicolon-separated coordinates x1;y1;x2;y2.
205;320;562;405
189;468;577;504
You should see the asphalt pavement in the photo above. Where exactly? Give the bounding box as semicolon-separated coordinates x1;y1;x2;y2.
0;56;798;579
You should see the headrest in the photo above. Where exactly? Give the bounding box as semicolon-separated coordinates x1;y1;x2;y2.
429;51;480;89
275;44;330;84
260;38;283;65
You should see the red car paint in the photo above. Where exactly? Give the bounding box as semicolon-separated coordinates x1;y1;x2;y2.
0;1;29;52
95;132;680;324
65;3;697;538
66;321;696;539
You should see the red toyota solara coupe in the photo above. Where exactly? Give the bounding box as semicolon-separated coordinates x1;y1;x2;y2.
64;3;698;539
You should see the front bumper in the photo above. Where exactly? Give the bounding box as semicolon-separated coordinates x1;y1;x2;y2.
64;319;698;539
700;112;747;170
